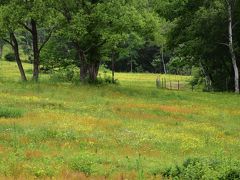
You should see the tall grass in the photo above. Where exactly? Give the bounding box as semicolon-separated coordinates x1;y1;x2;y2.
0;61;239;179
0;107;24;118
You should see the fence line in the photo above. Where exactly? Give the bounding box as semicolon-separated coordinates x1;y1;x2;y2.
156;76;192;91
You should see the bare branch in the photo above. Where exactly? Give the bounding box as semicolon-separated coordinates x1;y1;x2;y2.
2;38;13;47
218;42;229;47
233;21;239;29
84;40;107;53
19;22;32;33
38;28;55;53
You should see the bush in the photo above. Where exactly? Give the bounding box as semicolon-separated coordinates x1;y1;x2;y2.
162;158;240;179
0;107;24;118
49;66;76;83
69;153;108;176
190;67;203;86
5;53;15;62
69;155;93;176
97;72;119;85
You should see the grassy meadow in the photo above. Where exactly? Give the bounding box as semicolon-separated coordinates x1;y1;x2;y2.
0;61;240;179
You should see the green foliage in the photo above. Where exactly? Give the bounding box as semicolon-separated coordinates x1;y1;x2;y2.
135;65;144;73
151;57;162;73
49;66;77;83
190;67;203;87
167;0;240;91
136;154;144;180
1;0;239;90
97;74;113;84
162;157;240;179
4;53;15;62
69;153;107;176
0;106;24;118
40;37;76;71
167;56;191;75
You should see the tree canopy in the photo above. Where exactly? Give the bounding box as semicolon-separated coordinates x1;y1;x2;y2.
0;0;239;92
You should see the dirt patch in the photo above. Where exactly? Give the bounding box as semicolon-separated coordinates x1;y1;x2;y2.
116;103;197;115
114;110;160;120
25;150;43;160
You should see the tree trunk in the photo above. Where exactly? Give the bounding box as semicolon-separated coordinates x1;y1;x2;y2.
112;52;115;83
31;19;40;81
199;60;213;89
0;44;3;59
88;62;100;82
77;47;88;81
10;33;27;81
74;42;89;81
80;64;88;81
227;1;239;93
161;44;167;74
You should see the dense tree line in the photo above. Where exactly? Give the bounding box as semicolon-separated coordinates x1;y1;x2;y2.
0;0;239;92
0;0;161;82
163;0;240;92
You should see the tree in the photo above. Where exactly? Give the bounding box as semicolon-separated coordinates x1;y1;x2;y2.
48;0;160;82
15;0;59;81
51;0;96;81
166;0;240;91
0;3;27;81
226;0;239;93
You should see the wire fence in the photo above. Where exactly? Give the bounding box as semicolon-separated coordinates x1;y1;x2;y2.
156;76;192;91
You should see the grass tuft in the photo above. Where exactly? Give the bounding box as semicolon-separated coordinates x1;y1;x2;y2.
0;106;24;118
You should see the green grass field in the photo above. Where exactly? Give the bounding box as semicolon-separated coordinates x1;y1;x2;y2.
0;61;240;179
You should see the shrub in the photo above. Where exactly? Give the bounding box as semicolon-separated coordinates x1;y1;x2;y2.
190;67;203;87
161;158;240;179
4;53;15;62
69;153;107;176
0;107;24;118
25;69;33;74
49;67;76;83
69;155;93;176
97;72;119;85
27;164;58;178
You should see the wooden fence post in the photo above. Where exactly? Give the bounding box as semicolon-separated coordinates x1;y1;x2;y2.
156;76;161;89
